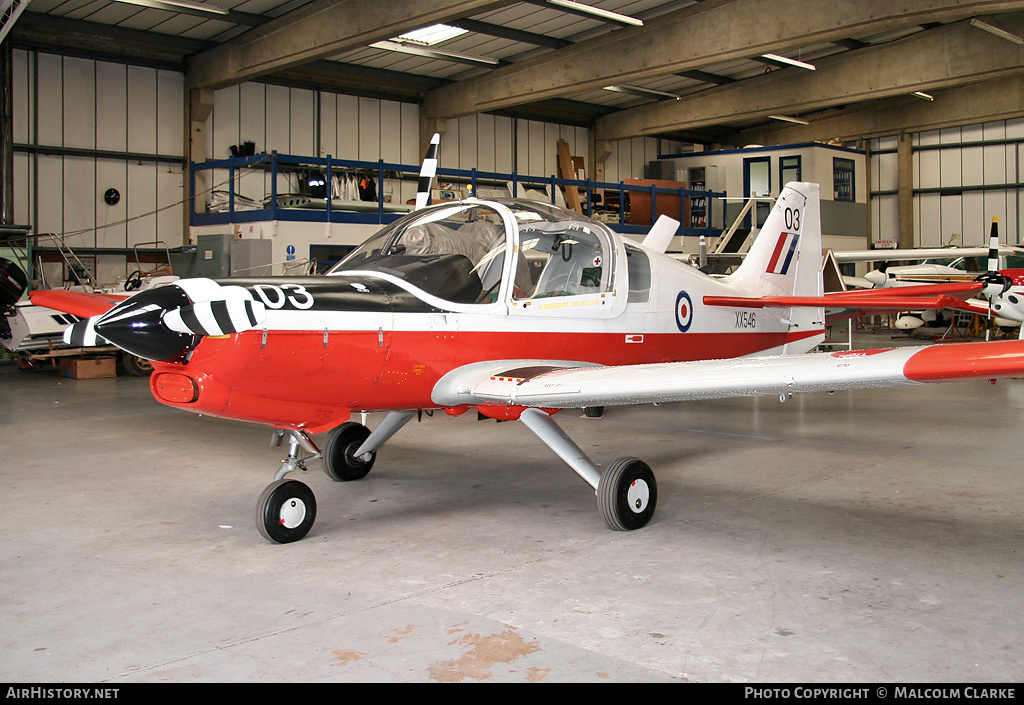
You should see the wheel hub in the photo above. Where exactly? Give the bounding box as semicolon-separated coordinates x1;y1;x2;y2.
278;497;307;528
627;479;650;514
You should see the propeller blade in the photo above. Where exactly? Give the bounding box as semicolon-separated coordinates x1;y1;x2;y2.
63;316;109;347
987;216;1000;273
163;297;266;337
414;132;440;211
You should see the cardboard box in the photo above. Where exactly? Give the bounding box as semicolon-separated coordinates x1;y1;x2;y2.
59;356;118;380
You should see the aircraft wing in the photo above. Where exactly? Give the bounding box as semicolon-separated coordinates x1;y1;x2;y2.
29;289;128;318
432;340;1024;411
834;245;1021;263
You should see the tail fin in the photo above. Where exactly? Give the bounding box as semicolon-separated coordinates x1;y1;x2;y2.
414;133;440;210
725;182;822;298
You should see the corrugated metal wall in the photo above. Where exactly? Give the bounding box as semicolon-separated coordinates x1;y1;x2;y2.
870;120;1024;247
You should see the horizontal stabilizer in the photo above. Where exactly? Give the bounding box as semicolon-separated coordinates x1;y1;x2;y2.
704;281;984;311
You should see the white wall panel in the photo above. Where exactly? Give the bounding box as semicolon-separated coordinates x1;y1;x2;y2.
939;194;963;245
62;156;96;248
917;193;941;247
36;53;63;146
127;65;157;154
493;116;513;174
961;146;983;186
289;87;315;158
400;103;418;165
939;147;961;188
264;84;291;155
96;62;127;152
157;70;183;157
983;144;1007;185
13;153;32;225
357;97;380;161
872;194;898;243
335;94;359;159
875;151;898;192
475;113;496;172
212;85;239;161
126;163;157;248
62;57;95;150
318;92;336;158
961;192;986;244
12;50;32;144
457;114;476;171
157;167;184;246
917;149;940;189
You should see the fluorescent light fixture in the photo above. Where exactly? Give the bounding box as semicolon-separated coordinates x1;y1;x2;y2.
546;0;644;27
912;91;934;101
970;18;1024;45
108;0;229;14
603;85;680;100
768;115;810;125
397;24;468;46
761;53;816;71
371;41;500;67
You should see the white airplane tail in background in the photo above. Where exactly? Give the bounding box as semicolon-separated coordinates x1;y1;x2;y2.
725;182;823;300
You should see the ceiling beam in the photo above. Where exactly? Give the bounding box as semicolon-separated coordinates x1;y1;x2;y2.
449;18;572;49
722;74;1024;146
594;16;1024;141
422;0;1024;120
186;0;507;90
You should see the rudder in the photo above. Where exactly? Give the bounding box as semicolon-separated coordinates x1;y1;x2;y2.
725;182;822;299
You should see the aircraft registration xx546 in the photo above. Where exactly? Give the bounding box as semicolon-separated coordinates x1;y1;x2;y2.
34;149;1024;542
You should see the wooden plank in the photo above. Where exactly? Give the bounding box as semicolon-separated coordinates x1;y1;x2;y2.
556;139;582;214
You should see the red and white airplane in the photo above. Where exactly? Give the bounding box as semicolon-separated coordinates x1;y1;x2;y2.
32;137;1024;543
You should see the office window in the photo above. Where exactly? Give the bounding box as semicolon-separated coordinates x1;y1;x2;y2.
780;156;801;188
833;158;855;202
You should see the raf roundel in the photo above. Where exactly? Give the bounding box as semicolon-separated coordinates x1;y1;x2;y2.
675;290;693;332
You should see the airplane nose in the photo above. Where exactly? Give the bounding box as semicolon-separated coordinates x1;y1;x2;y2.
94;286;196;362
863;270;887;287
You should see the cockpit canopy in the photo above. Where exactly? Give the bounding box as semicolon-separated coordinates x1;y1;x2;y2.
329;198;617;306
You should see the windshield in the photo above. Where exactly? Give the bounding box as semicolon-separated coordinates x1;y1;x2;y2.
501;199;615;299
330;202;507;304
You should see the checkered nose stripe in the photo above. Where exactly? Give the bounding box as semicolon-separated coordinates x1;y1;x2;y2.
63;317;107;347
164;299;264;337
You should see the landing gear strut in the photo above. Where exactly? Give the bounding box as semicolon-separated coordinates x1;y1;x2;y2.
519;408;658;531
256;412;417;543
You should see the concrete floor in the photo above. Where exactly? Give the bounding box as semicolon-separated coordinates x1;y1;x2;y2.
2;331;1023;683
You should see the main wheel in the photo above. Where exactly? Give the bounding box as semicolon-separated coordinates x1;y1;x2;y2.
121;354;153;377
256;479;317;543
322;422;375;481
597;457;657;531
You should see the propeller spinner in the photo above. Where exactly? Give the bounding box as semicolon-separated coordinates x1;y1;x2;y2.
63;280;267;361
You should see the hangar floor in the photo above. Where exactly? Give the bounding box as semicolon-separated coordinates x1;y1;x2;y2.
2;330;1023;683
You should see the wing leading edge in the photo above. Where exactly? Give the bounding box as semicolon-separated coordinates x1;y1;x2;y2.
433;340;1024;411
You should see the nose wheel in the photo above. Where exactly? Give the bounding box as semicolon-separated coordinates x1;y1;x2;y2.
256;479;317;543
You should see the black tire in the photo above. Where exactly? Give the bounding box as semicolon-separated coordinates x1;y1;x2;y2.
121;354;153;377
322;422;375;481
256;479;316;544
597;457;657;531
584;406;605;418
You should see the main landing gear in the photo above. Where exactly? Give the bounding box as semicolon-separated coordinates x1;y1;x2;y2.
518;408;657;532
255;408;656;544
